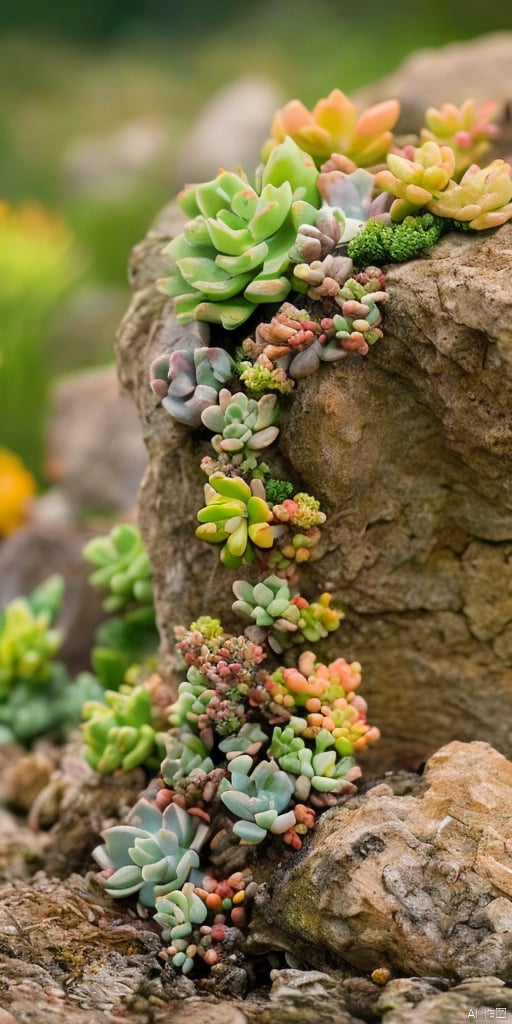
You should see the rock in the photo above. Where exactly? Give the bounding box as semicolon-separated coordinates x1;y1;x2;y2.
175;76;282;186
377;976;512;1023
353;32;512;148
116;201;512;771
249;742;512;982
0;524;104;674
46;364;147;516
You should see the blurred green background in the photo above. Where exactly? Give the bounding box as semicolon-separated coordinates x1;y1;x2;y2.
1;0;512;480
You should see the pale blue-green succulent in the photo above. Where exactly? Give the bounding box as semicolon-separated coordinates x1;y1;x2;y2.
92;798;209;907
219;754;295;844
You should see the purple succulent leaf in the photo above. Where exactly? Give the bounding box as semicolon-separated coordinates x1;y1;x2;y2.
151;378;170;399
168;349;195;380
168;373;196;400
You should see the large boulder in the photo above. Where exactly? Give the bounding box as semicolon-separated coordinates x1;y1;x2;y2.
249;741;512;982
115;202;512;771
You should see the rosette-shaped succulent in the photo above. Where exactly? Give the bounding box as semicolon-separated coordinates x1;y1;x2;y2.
347;213;445;265
196;473;274;569
83;524;153;616
420;99;498;178
0;446;36;537
263;89;400;167
150;345;234;428
168;666;214;730
427;160;512;229
232;577;342;653
218;722;268;758
375;142;456;221
158;138;320;329
269;725;360;797
219;754;295;844
92;797;209;907
314;163;393;244
154;884;208;974
82;683;166;773
201;388;279;471
162;730;215;789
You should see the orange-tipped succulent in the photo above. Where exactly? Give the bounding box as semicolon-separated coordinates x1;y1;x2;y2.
263;89;400;168
420;99;499;179
375;141;456;221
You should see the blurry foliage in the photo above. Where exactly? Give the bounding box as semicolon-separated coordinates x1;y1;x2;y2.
0;201;80;477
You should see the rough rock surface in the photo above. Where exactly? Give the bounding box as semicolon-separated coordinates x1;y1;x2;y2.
250;742;512;982
354;32;512;147
377;976;512;1024
116;198;512;770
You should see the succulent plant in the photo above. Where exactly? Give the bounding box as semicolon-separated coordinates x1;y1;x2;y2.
263;89;400;167
0;446;36;537
92;797;209;907
0;666;102;747
154;884;208;973
420;99;498;178
201;388;280;471
196;473;274;569
219;754;295;844
267;650;380;755
263;477;294;505
158;137;320;329
161;729;215;789
314;163;393;244
347;213;445;265
0;576;63;694
375;142;456;221
218;722;268;757
83;524;154;616
232;576;342;653
427;160;512;229
238;361;295;395
150;344;234;428
0;574;105;746
269;724;360;796
82;683;166;773
272;492;326;531
84;525;159;690
168;666;214;731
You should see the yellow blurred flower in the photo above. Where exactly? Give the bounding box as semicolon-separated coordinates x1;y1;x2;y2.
0;446;37;537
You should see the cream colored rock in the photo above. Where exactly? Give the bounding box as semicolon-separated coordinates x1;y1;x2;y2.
250;742;512;981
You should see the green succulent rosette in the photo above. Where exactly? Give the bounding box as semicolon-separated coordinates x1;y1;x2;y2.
196;473;274;569
158;137;320;329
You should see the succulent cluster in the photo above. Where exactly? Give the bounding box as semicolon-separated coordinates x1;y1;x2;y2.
0;576;102;745
92;83;512;977
82;679;169;774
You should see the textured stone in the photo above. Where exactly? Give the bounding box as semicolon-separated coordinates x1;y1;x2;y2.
116;199;512;771
249;742;512;982
377;976;512;1024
